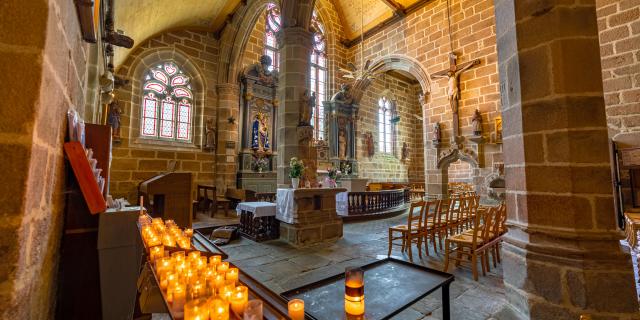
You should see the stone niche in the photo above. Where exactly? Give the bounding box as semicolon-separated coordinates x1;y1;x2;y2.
279;188;346;247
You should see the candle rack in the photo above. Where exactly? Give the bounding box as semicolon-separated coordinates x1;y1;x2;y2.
136;217;291;319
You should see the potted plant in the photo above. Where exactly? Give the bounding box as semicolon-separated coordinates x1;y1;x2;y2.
289;157;305;189
326;166;338;188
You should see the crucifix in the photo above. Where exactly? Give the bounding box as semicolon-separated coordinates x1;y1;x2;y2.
431;52;481;140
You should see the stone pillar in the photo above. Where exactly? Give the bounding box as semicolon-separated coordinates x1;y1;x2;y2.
216;83;240;193
276;27;313;187
494;0;639;318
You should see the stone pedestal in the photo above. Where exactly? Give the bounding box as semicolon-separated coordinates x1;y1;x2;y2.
277;188;346;247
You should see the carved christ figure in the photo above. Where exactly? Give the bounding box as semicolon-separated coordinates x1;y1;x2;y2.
431;54;480;114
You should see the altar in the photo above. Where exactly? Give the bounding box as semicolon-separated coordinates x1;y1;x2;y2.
275;188;346;247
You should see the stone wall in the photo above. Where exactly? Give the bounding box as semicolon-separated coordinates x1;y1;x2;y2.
357;74;425;182
346;0;502;196
111;30;219;202
596;0;640;137
241;6;268;71
0;0;91;318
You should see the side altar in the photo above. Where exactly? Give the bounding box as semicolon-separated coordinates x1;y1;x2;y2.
237;56;278;193
322;84;359;175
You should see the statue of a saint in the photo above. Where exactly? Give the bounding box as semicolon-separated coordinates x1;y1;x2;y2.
433;122;442;142
402;142;410;161
107;100;122;142
363;132;374;158
251;113;270;152
299;90;315;126
331;84;354;105
338;129;347;160
472;109;482;136
205;118;216;150
245;55;278;85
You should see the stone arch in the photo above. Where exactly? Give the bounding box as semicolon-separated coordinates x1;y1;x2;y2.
437;148;482;195
368;54;431;97
125;46;207;148
217;0;275;84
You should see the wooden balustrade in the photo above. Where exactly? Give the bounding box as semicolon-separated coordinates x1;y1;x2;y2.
255;192;277;203
345;188;411;216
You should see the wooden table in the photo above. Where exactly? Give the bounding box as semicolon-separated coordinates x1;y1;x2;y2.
281;258;455;320
236;202;280;242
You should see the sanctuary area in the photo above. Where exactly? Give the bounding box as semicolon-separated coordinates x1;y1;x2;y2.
2;0;640;319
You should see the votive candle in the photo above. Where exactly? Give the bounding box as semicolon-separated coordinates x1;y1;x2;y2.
217;262;229;274
184;298;208;320
230;286;248;315
172;284;187;311
209;255;222;266
149;245;164;262
288;299;305;320
225;268;239;285
208;298;229;320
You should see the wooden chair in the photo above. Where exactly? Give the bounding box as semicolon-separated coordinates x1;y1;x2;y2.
443;207;495;280
388;201;426;262
434;198;451;251
447;195;463;235
421;201;439;255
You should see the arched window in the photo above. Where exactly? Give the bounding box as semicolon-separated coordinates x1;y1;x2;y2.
310;11;327;140
378;96;395;153
264;3;281;72
141;62;193;141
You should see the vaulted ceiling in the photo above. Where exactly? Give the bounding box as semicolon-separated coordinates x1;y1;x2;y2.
112;0;423;67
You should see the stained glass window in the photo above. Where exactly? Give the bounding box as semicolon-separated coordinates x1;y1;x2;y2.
264;3;281;72
378;97;395;153
309;11;327;140
141;62;193;141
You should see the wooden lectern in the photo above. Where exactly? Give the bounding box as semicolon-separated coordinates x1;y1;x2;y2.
138;172;192;227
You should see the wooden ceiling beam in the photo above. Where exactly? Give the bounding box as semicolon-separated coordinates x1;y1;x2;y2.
342;0;435;48
379;0;405;17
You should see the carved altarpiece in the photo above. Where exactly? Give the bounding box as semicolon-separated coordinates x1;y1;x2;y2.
237;63;278;193
323;100;359;176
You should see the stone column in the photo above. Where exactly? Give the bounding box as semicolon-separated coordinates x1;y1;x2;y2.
494;0;639;318
276;27;313;187
216;83;240;193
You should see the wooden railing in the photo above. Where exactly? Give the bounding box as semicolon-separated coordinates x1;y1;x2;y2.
255;192;277;203
410;190;426;201
346;188;411;216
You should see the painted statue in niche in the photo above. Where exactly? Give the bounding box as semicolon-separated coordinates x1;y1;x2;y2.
472;109;482;136
204;118;216;150
251;112;270;152
107;99;122;142
331;84;354;105
338;129;347;160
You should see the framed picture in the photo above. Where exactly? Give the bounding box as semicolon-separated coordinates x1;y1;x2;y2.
494;116;503;144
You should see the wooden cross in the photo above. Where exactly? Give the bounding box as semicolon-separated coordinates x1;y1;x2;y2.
431;52;481;139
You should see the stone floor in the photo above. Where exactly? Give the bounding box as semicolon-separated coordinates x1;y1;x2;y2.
195;210;510;320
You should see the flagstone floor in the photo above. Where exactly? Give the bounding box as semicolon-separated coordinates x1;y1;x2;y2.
195;210;512;320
